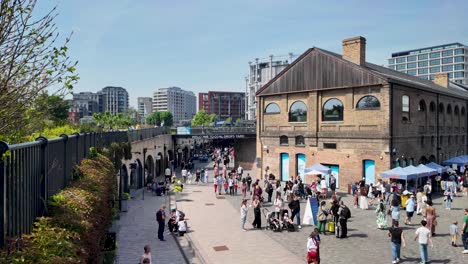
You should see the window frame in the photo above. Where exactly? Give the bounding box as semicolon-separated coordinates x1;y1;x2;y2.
295;135;305;147
288;101;308;122
279;135;289;146
322;98;344;122
356;95;381;110
264;102;281;114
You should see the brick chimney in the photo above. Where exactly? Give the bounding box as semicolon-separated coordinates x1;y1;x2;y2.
342;36;366;65
433;72;449;88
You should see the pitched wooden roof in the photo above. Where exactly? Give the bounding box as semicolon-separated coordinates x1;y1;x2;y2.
257;47;468;99
256;48;386;96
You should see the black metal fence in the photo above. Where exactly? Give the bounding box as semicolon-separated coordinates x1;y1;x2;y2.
0;127;168;248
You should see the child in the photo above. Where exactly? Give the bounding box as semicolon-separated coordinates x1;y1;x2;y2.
450;221;459;247
233;177;238;195
178;216;187;237
224;179;229;194
228;176;234;196
187;171;193;184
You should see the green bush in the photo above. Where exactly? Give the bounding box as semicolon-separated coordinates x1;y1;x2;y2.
2;154;117;263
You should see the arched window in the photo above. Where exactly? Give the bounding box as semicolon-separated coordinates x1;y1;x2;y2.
356;95;380;109
455;106;460;116
429;101;436;112
264;103;280;114
289;101;307;122
420;136;425;147
295;135;305;146
448;135;452;145
322;98;344;121
418;100;426;112
438;103;444;113
447;104;452;115
280;135;289;146
462;107;466;116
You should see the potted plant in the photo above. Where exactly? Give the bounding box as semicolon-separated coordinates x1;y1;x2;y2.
121;192;130;212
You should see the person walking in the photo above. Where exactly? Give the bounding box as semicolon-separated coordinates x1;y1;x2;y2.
317;200;328;235
414;220;433;264
241;178;247;199
156;205;166;241
306;231;320;264
388;221;406;264
165;167;171;183
390;200;401;227
266;180;274;203
140;245;152;264
181;167;187;184
450;221;459;247
337;200;351;238
416;188;424;215
359;180;369;210
246;173;252;193
405;195;415;225
375;199;387;229
251;196;262;229
289;195;302;229
216;175;224;195
462;208;468;254
444;183;454;210
425;200;437;236
274;194;284;219
237;165;243;180
240;199;248;231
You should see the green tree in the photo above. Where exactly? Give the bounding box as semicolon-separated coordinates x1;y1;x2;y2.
146;111;161;126
159;111;173;126
34;93;70;125
224;117;232;126
0;0;79;142
191;110;209;126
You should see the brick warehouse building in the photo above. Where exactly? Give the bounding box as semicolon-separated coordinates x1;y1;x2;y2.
256;36;468;189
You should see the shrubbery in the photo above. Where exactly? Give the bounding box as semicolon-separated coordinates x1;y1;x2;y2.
1;154;118;263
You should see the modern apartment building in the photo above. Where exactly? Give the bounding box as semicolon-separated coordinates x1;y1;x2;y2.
70;87;129;117
137;97;153;123
71;92;100;118
100;86;129;115
153;87;196;124
388;43;468;85
198;91;246;121
246;54;297;120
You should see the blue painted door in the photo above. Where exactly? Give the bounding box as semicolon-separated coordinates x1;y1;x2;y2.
364;160;376;185
280;153;290;181
296;154;306;179
323;164;340;189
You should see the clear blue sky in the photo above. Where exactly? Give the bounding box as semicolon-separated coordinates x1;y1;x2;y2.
40;0;468;107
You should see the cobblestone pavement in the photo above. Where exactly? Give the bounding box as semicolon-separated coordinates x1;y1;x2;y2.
186;161;468;264
115;188;188;264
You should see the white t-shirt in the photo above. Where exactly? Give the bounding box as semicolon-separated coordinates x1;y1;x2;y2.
182;169;187;177
178;220;187;232
165;168;171;176
415;226;431;244
240;205;248;218
320;179;327;189
306;237;318;252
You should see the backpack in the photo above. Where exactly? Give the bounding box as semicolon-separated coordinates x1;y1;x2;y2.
341;206;351;219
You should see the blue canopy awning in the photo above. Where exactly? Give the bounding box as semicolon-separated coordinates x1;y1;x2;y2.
425;162;446;173
442;156;468;166
381;167;418;180
415;164;438;176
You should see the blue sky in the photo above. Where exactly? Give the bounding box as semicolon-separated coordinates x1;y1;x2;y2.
40;0;468;107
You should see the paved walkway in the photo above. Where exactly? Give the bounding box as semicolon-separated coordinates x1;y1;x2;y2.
115;188;188;264
178;160;468;263
175;184;304;264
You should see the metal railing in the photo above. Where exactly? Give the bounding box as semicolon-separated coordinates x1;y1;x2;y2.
0;127;167;248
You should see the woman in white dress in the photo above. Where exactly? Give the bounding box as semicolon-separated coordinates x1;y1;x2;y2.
359;182;369;210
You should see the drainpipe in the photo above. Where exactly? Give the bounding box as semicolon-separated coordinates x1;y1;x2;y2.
389;84;394;168
436;94;440;163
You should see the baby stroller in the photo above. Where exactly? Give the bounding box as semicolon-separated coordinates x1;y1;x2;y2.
281;211;296;232
263;208;281;232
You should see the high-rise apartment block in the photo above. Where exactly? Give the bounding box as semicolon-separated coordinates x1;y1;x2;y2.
198;91;246;121
153;87;196;124
137;97;153;123
70;86;129;118
246;54;297;120
100;86;129;115
388;43;467;85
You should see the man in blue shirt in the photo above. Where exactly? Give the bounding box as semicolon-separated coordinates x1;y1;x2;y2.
405;195;415;225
